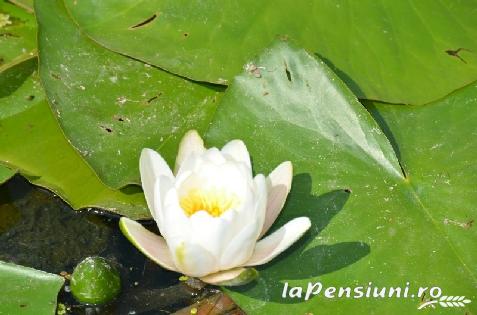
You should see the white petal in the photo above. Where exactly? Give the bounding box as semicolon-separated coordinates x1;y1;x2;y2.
219;221;260;270
152;176;177;236
176;161;252;203
200;267;258;286
203;174;267;270
221;140;251;169
140;148;173;219
119;217;177;272
220;174;267;264
202;147;227;164
175;147;232;179
160;186;190;240
169;239;219;277
217;174;268;270
188;210;234;259
260;161;293;237
245;217;311;266
174;130;205;174
200;268;244;285
253;174;268;235
253;174;269;236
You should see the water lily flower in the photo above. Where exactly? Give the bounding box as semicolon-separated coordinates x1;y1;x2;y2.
120;130;311;285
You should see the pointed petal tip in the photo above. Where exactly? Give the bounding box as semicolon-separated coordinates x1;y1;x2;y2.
246;216;312;267
185;129;201;138
254;173;267;183
259;161;294;237
200;267;259;286
118;216;143;245
175;130;205;174
273;161;293;187
118;216;130;232
139;147;173;220
225;139;246;148
140;148;170;171
296;216;311;230
281;160;293;171
140;147;155;158
221;139;251;168
119;217;145;250
119;217;178;272
182;129;204;146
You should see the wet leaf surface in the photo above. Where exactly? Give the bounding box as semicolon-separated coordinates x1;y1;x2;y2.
206;43;477;314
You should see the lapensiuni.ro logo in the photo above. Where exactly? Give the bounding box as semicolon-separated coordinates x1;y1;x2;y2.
281;282;472;310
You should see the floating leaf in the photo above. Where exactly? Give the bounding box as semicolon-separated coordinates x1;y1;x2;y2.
37;0;223;188
0;261;64;315
0;165;14;184
0;55;149;219
0;54;40;119
206;43;476;313
0;1;36;66
64;0;477;104
7;0;34;13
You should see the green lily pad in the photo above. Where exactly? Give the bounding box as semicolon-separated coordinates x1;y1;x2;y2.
0;261;64;315
0;165;14;184
206;43;476;314
0;54;40;119
0;1;36;66
37;0;222;189
7;0;34;13
0;55;149;219
64;0;477;105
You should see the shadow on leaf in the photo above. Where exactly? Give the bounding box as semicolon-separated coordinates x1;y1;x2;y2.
230;173;370;303
0;57;36;98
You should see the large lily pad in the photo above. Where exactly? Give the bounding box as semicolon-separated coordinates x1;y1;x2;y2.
0;55;149;219
8;0;34;13
37;0;222;189
64;0;477;105
0;165;14;184
0;54;40;119
206;43;476;313
0;1;36;66
0;261;64;315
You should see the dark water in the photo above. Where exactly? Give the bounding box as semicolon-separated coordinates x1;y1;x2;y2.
0;176;218;314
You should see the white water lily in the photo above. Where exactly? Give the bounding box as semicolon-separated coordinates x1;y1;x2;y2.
120;130;311;285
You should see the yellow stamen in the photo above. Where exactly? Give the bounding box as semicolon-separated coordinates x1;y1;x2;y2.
180;188;239;217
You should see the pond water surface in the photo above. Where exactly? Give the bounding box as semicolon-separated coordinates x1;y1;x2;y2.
0;176;224;314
